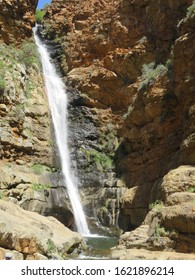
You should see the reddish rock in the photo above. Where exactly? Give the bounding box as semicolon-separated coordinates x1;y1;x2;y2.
42;0;195;234
0;0;38;44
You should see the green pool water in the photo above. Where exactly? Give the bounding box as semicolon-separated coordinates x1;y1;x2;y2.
78;235;118;259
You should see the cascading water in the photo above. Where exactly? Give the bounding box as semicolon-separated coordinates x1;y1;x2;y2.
33;25;90;236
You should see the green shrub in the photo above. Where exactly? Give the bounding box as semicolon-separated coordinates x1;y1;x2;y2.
149;200;164;210
98;128;118;155
25;80;36;99
42;22;54;40
0;42;40;70
0;44;27;75
32;183;52;191
188;186;195;193
154;225;168;237
47;239;56;254
35;9;45;23
18;42;40;68
0;76;5;92
0;43;41;102
31;164;55;174
187;2;195;18
87;150;113;171
138;62;167;91
0;191;4;199
165;58;173;70
81;148;113;172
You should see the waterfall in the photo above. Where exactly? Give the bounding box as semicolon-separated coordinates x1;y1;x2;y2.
33;25;90;236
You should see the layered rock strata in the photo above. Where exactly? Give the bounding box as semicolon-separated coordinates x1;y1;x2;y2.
0;0;195;258
42;0;195;237
0;0;76;255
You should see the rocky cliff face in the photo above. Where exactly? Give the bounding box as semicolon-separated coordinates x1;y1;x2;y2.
42;0;195;252
0;0;38;44
0;0;80;258
0;0;195;259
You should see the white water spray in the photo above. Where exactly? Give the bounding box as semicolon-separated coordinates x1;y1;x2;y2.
33;25;90;235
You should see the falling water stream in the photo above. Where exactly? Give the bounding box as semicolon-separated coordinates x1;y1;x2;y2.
33;25;90;236
33;26;119;259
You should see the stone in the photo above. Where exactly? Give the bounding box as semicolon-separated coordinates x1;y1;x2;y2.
111;248;195;260
0;200;83;259
0;0;195;259
152;166;195;203
0;248;23;260
41;0;195;237
166;192;195;206
150;203;195;235
118;225;149;249
145;202;195;253
0;0;38;44
119;185;151;229
180;133;195;164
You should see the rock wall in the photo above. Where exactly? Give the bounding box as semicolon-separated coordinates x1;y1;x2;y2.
118;1;195;229
0;0;38;44
42;0;195;237
0;0;76;255
0;0;195;257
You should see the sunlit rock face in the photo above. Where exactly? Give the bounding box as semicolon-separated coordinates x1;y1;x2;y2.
41;0;195;234
0;0;38;44
0;200;83;260
0;0;195;254
0;0;75;233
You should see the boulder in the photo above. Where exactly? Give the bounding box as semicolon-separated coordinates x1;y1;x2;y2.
152;166;195;203
119;185;150;229
146;203;195;253
0;200;83;259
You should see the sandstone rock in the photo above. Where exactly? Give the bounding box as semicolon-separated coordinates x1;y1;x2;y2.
0;43;54;167
0;161;75;229
119;185;150;229
0;0;38;44
118;225;149;249
68;65;125;110
150;203;195;235
166;192;195;206
26;253;48;260
20;185;74;229
145;202;195;253
112;207;195;258
111;248;195;260
0;248;23;260
0;162;39;191
0;0;194;253
42;0;195;235
111;216;195;259
152;166;195;203
0;200;83;259
180;133;195;164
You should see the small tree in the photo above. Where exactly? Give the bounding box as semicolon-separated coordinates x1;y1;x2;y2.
35;9;45;23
